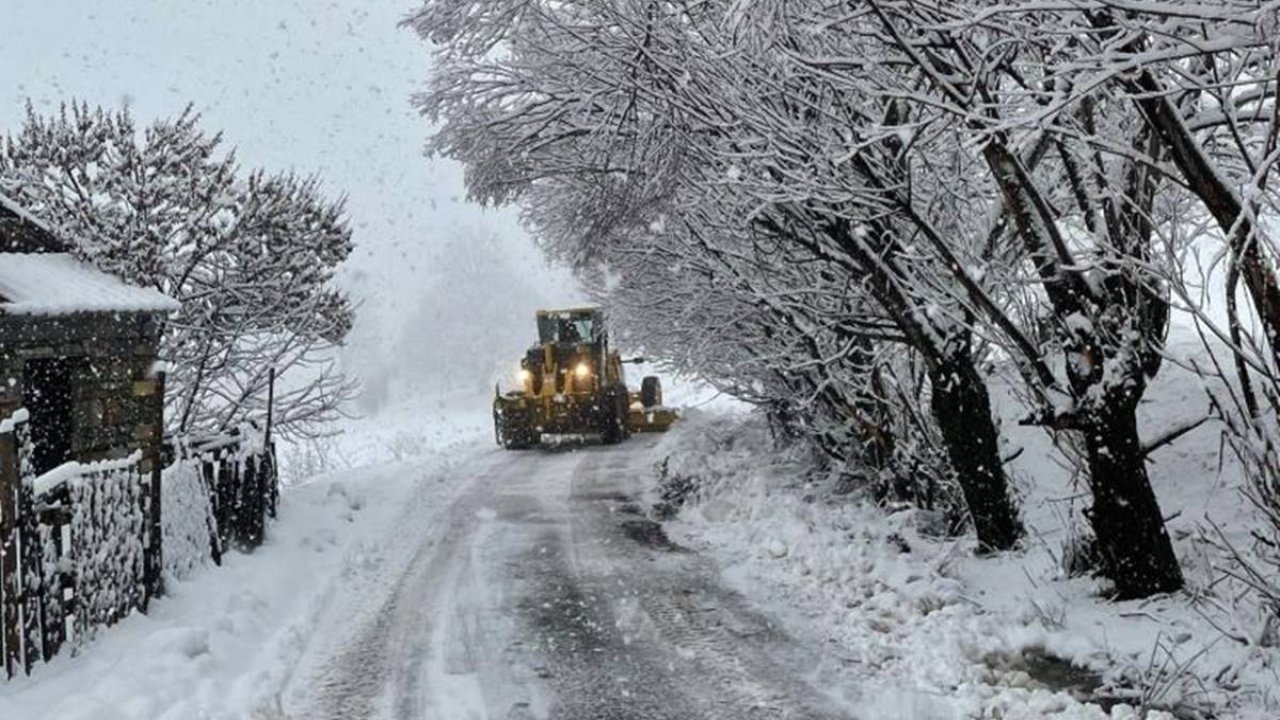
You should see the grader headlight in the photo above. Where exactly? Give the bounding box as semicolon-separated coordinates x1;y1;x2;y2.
574;361;591;379
519;368;532;385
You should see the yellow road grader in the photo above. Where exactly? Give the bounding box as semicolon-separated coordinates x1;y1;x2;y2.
493;308;677;449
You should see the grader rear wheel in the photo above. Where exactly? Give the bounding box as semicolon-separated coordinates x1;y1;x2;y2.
640;376;662;409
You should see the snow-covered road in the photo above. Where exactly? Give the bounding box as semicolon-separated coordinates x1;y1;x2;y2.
284;436;848;720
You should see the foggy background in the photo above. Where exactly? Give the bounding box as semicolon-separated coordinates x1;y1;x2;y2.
0;0;583;416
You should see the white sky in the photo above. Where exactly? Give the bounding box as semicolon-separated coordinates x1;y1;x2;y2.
0;0;580;402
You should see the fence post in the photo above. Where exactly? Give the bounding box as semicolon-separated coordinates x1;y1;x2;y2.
265;367;274;449
244;454;261;549
219;453;236;551
262;366;277;517
148;368;165;599
265;441;279;520
15;417;41;674
1;426;20;678
202;453;222;566
131;370;163;608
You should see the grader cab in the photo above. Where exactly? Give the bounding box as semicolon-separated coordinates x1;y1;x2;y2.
493;307;676;449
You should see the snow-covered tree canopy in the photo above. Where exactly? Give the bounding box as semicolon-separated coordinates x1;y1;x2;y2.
411;0;1280;598
0;103;357;439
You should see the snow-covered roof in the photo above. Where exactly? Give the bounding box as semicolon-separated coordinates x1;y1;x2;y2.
0;253;180;316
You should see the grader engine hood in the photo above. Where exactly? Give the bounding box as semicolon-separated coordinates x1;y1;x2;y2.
493;307;677;449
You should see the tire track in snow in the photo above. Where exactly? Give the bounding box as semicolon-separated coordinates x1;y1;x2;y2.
290;449;563;720
290;439;854;719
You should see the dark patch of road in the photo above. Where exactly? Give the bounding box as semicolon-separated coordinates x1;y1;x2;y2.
618;518;682;550
519;531;701;720
506;447;852;720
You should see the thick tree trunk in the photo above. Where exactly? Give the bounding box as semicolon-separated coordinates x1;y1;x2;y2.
929;355;1023;552
980;125;1182;595
1082;402;1184;599
785;214;1023;550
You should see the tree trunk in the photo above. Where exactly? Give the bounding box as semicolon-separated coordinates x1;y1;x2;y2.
929;355;1023;551
787;214;1024;550
980;123;1181;596
1082;402;1184;599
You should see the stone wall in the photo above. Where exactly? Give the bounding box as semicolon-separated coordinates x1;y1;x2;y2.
0;312;163;464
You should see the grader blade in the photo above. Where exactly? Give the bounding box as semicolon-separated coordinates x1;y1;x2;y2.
627;406;678;433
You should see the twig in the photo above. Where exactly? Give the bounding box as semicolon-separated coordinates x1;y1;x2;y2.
1142;416;1212;458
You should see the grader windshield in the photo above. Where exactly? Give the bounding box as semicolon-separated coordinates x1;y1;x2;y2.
537;309;600;345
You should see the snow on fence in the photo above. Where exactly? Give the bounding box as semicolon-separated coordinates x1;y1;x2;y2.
161;425;278;566
1;412;277;679
1;409;155;677
34;452;149;654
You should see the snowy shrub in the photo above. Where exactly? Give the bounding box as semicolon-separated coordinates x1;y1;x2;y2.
651;455;697;520
279;435;346;486
1203;428;1280;646
647;410;797;516
1233;429;1280;645
652;399;970;535
1061;530;1104;580
1174;362;1280;648
868;428;968;538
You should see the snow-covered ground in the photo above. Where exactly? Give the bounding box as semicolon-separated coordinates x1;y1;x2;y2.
0;374;735;719
0;391;492;720
648;338;1279;720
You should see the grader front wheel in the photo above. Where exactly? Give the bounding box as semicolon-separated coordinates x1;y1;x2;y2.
494;403;537;450
599;389;629;445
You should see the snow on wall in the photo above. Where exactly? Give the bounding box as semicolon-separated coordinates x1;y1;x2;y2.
0;253;179;316
0;407;28;434
32;453;142;496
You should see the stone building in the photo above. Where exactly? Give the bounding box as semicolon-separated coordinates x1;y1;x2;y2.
0;193;178;475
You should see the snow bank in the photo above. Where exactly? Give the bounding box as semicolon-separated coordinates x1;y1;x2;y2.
646;406;1265;719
